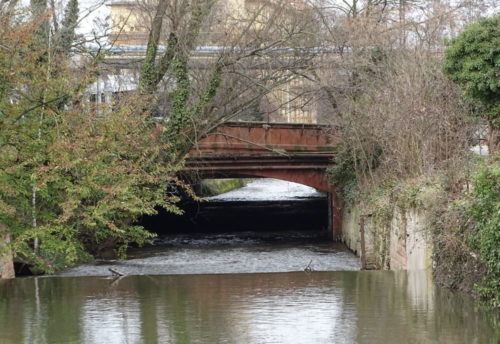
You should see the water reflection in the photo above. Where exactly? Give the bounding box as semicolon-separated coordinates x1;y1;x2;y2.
82;298;142;344
1;271;498;344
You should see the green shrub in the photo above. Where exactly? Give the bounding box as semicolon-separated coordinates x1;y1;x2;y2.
444;15;500;128
327;150;358;203
466;157;500;307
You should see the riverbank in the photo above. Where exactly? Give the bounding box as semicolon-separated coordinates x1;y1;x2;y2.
336;153;499;307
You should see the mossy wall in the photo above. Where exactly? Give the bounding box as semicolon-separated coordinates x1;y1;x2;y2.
341;204;433;271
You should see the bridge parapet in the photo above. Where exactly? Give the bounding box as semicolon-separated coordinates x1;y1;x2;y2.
189;122;336;157
185;121;337;190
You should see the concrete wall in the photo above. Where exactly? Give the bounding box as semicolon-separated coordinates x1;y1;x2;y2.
342;205;433;271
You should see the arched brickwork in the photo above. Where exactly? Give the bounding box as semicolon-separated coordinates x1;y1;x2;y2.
185;122;341;239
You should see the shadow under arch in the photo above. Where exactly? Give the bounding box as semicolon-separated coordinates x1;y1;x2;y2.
194;170;341;240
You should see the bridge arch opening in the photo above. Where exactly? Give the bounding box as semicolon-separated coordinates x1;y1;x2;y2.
140;122;343;239
141;177;334;242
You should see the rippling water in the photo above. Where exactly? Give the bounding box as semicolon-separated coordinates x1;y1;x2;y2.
1;271;498;344
58;232;360;277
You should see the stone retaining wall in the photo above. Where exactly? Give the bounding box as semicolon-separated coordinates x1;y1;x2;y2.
341;205;433;271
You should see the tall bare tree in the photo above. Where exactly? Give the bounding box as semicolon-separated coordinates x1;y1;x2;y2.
107;0;319;159
310;0;495;190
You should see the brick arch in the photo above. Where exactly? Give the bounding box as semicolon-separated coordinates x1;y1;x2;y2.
185;122;341;239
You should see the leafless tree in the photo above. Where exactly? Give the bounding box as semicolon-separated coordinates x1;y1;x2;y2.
308;0;495;188
105;0;320;159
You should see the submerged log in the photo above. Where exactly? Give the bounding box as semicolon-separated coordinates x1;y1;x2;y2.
0;224;15;279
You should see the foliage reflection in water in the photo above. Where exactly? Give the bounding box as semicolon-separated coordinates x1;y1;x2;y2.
0;271;498;344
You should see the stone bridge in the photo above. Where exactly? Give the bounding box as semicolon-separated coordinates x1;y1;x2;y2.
185;122;342;239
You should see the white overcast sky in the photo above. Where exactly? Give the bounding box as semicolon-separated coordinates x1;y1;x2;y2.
75;0;499;38
77;0;110;37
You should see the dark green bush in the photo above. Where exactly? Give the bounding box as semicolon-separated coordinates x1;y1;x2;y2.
466;157;500;307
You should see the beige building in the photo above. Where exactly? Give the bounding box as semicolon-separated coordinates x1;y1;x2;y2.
105;0;318;123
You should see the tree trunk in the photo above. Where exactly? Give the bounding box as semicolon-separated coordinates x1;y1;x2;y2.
488;122;499;154
0;223;15;279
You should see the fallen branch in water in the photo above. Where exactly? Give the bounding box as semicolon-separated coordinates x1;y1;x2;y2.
109;268;125;277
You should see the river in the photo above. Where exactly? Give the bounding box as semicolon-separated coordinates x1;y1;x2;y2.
0;179;498;343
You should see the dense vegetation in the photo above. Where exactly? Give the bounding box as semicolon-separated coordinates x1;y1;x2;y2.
0;5;186;273
466;157;500;307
